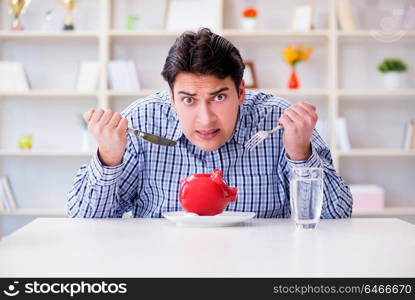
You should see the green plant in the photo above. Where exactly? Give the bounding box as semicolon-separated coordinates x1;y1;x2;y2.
377;58;408;73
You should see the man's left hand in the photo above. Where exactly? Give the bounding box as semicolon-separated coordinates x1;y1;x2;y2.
279;101;318;161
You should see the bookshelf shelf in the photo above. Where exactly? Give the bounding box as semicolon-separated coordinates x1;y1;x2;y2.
337;30;415;38
109;30;182;37
0;90;99;97
338;89;415;97
255;88;330;97
353;207;415;216
222;29;330;38
107;88;330;98
338;149;415;157
107;89;158;97
0;150;93;157
0;31;100;39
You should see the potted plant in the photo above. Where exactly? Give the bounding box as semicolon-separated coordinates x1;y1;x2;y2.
282;44;313;89
377;58;408;89
241;8;258;31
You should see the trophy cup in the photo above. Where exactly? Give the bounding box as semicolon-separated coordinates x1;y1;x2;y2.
8;0;29;31
62;0;76;31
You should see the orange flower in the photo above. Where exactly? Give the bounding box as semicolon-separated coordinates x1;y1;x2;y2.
282;44;313;66
242;8;257;18
298;45;313;61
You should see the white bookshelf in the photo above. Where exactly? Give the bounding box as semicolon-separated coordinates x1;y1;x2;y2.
0;0;414;221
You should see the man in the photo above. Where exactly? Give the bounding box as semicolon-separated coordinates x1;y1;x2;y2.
67;28;352;218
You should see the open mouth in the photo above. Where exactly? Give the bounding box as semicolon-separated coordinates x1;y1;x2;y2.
195;129;220;140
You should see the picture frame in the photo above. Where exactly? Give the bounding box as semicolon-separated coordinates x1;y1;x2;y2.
292;3;314;31
163;0;219;31
243;61;258;89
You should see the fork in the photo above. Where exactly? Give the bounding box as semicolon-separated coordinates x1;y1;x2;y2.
245;125;282;150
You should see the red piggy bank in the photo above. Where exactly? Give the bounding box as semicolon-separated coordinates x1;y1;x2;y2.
179;169;237;216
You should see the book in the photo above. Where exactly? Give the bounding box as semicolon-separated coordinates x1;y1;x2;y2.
0;187;5;212
108;60;141;90
0;179;10;212
336;117;351;151
401;4;415;30
336;0;357;31
402;120;414;150
127;60;141;90
108;61;126;90
1;177;17;211
76;61;100;91
0;61;30;92
411;121;415;150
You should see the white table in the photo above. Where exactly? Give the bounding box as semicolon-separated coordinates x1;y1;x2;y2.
0;218;414;277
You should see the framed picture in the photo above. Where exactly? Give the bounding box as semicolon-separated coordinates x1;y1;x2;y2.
292;3;314;31
163;0;219;31
243;61;258;89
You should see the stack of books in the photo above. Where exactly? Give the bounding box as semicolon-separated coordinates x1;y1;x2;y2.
0;61;30;92
76;61;100;91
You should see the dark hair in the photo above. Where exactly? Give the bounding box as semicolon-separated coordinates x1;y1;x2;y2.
161;28;245;90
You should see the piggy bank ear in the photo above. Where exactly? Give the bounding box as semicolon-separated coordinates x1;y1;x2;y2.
211;169;223;184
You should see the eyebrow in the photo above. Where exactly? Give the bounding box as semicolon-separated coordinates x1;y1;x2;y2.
177;87;230;96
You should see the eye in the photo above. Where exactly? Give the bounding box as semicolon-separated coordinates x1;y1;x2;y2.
182;97;194;105
213;94;226;101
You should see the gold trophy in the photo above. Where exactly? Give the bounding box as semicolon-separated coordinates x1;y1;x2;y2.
8;0;29;31
62;0;76;30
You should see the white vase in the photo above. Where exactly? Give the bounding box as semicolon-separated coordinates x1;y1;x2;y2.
242;18;257;31
383;72;406;89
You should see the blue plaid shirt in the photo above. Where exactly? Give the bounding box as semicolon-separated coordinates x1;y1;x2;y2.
67;90;352;218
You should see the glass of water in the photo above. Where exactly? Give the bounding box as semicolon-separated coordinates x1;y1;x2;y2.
290;167;324;229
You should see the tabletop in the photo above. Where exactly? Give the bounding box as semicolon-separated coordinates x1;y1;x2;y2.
0;217;414;277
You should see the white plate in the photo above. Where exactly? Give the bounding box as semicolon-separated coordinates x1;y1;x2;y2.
162;211;256;227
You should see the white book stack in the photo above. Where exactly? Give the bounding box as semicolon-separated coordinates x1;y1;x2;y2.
108;60;141;90
76;61;100;91
336;117;351;151
0;61;30;92
0;176;17;213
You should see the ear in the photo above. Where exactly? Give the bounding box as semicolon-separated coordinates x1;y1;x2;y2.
238;80;246;105
168;88;176;111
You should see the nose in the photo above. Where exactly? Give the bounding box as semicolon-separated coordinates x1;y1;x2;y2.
196;102;217;126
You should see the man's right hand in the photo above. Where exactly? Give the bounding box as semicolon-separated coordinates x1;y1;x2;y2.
84;108;129;167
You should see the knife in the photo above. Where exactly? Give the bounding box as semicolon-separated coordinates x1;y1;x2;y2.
127;128;177;147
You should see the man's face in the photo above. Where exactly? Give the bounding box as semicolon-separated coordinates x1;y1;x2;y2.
169;73;245;152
